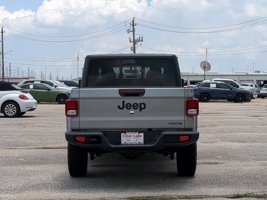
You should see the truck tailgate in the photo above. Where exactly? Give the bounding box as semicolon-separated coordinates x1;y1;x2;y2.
69;88;194;130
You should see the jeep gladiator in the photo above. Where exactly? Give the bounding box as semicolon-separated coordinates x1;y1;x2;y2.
65;54;199;177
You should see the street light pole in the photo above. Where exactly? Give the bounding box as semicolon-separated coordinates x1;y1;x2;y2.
77;54;79;80
1;27;4;81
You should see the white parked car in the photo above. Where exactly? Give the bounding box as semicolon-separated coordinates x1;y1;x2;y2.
241;83;261;97
258;84;267;99
0;81;37;117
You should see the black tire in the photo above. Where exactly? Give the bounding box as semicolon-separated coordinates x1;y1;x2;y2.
235;94;245;102
1;101;20;117
68;143;88;177
18;112;26;116
56;94;68;104
176;143;197;177
200;94;210;102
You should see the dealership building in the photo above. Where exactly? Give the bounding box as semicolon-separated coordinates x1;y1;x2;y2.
181;72;267;86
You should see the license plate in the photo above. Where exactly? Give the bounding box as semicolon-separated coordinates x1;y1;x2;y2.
121;132;144;145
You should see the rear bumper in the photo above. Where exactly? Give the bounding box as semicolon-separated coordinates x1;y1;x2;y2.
19;100;38;112
65;130;199;153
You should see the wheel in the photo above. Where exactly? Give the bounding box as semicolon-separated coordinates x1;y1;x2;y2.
68;143;88;177
1;101;20;117
200;94;210;102
235;94;245;102
176;143;197;177
57;94;68;104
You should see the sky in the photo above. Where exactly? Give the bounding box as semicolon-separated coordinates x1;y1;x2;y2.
0;0;267;80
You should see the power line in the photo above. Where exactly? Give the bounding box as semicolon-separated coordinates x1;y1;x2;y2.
136;17;267;34
136;16;267;30
7;26;126;42
6;55;77;63
5;21;130;38
140;46;267;56
6;43;267;65
110;46;130;53
3;61;76;67
138;21;267;34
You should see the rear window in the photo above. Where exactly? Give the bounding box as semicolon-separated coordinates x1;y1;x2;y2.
0;82;18;91
85;58;178;87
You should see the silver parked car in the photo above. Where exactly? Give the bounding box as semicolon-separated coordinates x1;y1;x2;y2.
241;83;261;97
258;84;267;98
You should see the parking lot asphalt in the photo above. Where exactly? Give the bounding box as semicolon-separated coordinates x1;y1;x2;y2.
0;100;267;200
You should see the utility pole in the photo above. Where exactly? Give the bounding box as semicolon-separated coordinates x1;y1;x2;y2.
1;27;4;81
9;63;11;77
77;55;79;80
131;18;136;53
7;62;11;82
128;18;143;53
204;49;207;80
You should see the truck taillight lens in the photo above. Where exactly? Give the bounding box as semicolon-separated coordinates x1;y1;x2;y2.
65;99;79;117
186;99;199;116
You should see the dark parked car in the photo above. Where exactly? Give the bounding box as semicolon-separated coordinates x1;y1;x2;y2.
194;81;252;102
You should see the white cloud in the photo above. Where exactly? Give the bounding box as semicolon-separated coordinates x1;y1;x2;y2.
0;6;34;26
34;0;148;28
244;2;267;17
1;0;267;77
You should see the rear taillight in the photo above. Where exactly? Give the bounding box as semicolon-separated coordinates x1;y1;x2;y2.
186;99;199;116
75;136;86;143
19;94;29;100
65;99;79;117
179;135;190;142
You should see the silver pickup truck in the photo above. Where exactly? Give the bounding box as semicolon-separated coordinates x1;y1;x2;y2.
65;54;199;177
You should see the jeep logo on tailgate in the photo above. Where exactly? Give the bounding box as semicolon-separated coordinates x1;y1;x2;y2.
118;101;146;111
